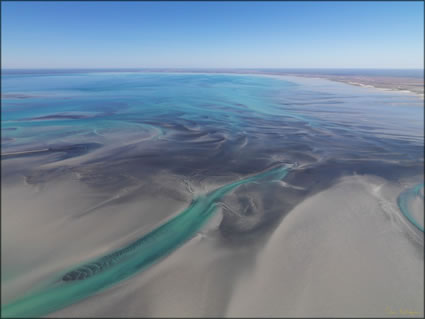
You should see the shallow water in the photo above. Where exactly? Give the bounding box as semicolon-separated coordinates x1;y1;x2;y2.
398;183;425;232
1;71;424;317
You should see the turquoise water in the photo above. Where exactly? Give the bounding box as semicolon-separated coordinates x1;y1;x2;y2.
2;72;423;153
397;183;424;232
1;73;307;145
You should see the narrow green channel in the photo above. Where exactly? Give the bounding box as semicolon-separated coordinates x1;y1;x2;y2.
397;182;424;232
2;166;289;318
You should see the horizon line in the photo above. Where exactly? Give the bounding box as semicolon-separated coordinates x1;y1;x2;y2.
2;67;424;70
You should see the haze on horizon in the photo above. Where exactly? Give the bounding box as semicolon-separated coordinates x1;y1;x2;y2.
1;1;424;69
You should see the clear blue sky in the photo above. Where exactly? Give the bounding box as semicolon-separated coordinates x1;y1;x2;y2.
2;1;424;69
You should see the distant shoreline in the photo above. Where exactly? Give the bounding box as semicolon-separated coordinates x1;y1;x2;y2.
260;72;424;99
2;68;424;99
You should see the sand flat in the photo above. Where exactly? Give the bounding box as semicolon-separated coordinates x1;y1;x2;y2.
227;175;423;317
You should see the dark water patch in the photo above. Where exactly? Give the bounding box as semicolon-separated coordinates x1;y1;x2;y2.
24;166;75;185
219;181;305;243
2;143;102;161
24;113;94;121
